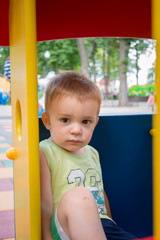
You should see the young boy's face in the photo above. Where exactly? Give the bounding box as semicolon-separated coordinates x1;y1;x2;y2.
42;95;99;155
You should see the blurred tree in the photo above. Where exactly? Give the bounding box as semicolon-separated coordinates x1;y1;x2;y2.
37;39;80;77
119;38;128;106
128;39;154;85
36;37;155;108
86;38;96;81
98;38;119;85
85;38;119;83
76;38;90;78
0;47;9;76
0;38;155;109
118;38;154;106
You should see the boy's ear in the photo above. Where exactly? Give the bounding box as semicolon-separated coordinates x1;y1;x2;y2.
95;117;99;126
41;112;51;130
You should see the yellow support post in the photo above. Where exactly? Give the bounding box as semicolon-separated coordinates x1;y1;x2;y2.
152;0;160;238
9;0;41;238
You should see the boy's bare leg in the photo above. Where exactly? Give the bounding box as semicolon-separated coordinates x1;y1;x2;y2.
57;186;107;240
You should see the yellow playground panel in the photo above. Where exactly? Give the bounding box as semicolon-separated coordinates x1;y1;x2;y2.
3;0;160;239
8;0;40;239
152;0;160;237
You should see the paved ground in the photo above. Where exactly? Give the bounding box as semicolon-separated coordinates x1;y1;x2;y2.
0;102;155;240
0;118;14;240
0;100;156;119
100;100;155;115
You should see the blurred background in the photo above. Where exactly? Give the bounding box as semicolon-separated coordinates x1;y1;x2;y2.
0;37;156;115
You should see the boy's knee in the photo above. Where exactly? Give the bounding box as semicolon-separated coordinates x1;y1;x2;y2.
58;186;96;214
57;187;101;239
62;187;94;203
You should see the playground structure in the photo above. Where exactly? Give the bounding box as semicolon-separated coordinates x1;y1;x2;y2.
0;0;160;239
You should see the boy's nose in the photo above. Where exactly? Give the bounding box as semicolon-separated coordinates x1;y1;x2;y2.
70;123;82;135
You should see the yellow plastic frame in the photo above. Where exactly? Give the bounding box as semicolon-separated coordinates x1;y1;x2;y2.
152;0;160;238
9;0;41;238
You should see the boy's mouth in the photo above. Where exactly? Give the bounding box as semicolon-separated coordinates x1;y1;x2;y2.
68;139;81;144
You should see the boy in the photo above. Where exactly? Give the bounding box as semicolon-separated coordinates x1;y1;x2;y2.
39;71;136;240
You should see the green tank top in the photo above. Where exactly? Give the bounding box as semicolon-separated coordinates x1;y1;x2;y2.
40;139;109;219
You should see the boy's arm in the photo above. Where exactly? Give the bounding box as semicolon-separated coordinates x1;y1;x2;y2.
103;190;112;219
40;148;53;240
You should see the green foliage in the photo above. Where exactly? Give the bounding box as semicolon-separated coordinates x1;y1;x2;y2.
37;39;80;77
0;37;156;99
85;38;119;80
37;37;121;80
127;39;155;85
0;47;9;75
128;84;155;97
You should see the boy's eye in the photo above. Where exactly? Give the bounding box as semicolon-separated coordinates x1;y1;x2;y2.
61;118;70;123
82;120;90;125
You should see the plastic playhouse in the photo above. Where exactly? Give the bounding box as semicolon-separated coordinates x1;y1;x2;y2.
0;0;160;239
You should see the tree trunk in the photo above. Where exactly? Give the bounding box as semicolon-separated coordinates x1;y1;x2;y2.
92;55;96;82
105;49;110;86
119;38;128;106
136;52;139;85
103;50;106;77
102;51;108;87
107;49;110;80
76;38;90;78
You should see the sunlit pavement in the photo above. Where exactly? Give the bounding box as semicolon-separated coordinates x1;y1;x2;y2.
100;100;155;115
0;117;14;240
0;101;155;119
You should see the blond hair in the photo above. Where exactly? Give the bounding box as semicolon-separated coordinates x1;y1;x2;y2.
45;70;102;114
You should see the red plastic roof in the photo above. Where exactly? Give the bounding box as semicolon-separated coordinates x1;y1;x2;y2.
0;0;152;46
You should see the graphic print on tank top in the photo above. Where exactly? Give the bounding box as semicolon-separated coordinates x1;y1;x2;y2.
67;168;106;215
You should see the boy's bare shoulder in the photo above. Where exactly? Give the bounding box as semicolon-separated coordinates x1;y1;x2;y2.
87;145;99;157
